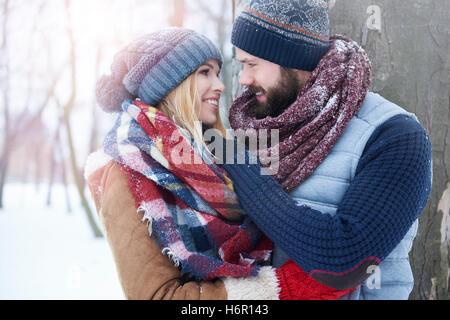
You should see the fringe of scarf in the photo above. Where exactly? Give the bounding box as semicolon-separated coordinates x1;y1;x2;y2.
103;99;271;280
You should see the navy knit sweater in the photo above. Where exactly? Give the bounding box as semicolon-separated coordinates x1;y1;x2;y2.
221;115;432;289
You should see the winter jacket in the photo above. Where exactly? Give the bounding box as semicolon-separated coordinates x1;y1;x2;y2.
86;159;227;299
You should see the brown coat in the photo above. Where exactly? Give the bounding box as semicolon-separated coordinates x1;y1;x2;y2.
87;160;227;300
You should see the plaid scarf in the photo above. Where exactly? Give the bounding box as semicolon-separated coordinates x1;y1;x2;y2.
229;35;372;192
103;99;271;280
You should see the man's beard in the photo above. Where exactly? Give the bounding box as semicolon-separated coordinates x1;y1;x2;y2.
248;68;301;119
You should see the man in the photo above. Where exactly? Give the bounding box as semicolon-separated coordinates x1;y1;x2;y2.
221;0;432;299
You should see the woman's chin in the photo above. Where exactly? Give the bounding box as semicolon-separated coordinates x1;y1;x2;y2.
201;117;217;127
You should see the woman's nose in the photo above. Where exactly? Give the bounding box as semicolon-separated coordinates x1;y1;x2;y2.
214;77;226;93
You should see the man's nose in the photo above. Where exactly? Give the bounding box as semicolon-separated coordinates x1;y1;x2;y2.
239;70;253;87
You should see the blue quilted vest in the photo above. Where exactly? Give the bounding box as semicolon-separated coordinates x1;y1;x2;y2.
272;92;419;300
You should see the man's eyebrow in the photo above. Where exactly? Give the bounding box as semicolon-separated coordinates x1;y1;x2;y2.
238;58;256;64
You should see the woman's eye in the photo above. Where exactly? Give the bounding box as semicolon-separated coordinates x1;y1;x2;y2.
200;69;209;75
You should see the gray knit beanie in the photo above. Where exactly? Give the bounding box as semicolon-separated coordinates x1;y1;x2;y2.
96;27;223;113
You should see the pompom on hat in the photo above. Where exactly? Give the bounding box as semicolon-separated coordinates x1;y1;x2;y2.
96;27;223;113
232;0;335;71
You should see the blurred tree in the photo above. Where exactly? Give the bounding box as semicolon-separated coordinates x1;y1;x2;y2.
88;46;103;156
169;0;185;27
0;0;59;208
0;0;10;209
46;117;60;206
60;0;102;237
231;0;246;102
46;114;72;215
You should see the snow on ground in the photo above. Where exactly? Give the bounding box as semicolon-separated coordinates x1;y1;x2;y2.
0;183;125;300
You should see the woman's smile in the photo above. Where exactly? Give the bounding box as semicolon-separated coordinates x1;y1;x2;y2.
203;97;219;111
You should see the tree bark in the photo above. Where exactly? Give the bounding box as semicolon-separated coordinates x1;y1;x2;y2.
229;0;449;299
328;0;449;300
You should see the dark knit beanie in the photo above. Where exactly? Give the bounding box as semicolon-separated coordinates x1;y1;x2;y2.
96;27;223;113
231;0;335;71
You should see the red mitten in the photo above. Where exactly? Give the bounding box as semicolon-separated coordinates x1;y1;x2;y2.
276;260;356;300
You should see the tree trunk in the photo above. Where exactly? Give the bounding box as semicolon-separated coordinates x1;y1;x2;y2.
46;144;56;206
88;46;103;155
0;0;10;210
62;0;102;237
0;151;9;209
64;111;102;236
46;118;63;206
329;0;449;300
230;0;449;299
169;0;185;27
231;0;246;102
56;127;72;215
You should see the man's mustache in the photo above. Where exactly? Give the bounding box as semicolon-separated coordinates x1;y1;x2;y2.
248;85;266;96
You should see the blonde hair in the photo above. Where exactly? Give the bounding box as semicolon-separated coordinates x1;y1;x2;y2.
156;69;227;151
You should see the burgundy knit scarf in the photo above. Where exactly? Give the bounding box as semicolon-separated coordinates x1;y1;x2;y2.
229;35;372;192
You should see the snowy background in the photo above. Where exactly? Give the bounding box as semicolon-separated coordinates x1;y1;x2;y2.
0;183;124;300
0;0;233;300
1;0;447;301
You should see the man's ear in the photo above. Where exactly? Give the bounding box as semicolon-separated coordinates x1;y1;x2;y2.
294;69;312;87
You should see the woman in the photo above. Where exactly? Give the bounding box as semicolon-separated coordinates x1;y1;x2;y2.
85;27;353;300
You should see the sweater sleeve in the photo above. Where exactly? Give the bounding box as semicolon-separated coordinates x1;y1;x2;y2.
221;115;432;290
